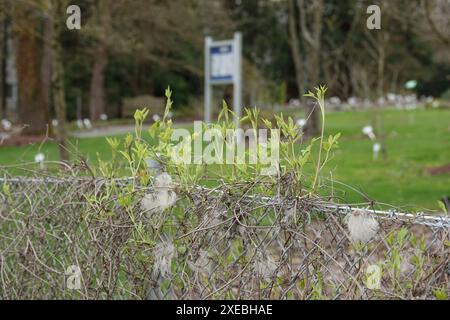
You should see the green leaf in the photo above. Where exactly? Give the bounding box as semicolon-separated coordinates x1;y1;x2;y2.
437;201;447;213
433;289;448;300
397;227;409;246
2;183;10;195
106;137;120;149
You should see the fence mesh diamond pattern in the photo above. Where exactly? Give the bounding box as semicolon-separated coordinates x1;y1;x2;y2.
0;175;448;299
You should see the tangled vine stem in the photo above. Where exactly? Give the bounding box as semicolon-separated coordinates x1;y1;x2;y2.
0;86;448;300
0;173;448;300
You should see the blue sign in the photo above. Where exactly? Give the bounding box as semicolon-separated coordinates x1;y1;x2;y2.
204;32;242;124
210;45;234;83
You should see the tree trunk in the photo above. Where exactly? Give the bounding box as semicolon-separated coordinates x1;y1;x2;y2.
1;0;8;119
288;0;305;104
376;31;387;160
88;0;110;122
41;14;53;117
424;0;450;50
88;43;107;121
14;5;48;135
376;33;385;98
304;44;321;136
297;0;324;136
51;0;70;161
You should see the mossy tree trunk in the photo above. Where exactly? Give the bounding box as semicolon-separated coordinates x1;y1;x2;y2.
288;0;324;137
49;0;70;161
89;44;107;121
14;2;49;135
88;0;110;122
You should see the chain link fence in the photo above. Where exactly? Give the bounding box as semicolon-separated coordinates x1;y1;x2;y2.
0;173;448;299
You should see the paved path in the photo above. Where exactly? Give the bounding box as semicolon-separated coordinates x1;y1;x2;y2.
69;125;136;138
69;122;191;138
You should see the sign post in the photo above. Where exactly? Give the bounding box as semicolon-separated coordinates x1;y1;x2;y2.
204;32;242;126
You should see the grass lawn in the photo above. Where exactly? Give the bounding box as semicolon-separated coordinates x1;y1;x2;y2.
1;108;449;211
320;108;450;211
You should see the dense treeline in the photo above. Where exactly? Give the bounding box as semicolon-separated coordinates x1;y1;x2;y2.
0;0;449;135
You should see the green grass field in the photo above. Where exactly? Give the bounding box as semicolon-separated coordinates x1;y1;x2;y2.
321;108;450;211
1;108;449;210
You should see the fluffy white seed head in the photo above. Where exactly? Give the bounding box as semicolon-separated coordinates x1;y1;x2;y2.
154;172;173;190
281;206;296;224
347;212;379;244
153;241;175;277
203;205;227;227
188;250;214;277
141;190;177;214
253;252;279;281
141;173;177;214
